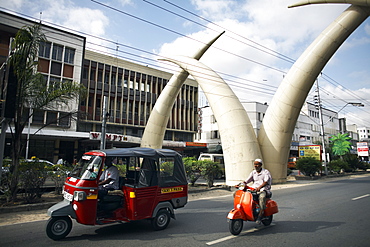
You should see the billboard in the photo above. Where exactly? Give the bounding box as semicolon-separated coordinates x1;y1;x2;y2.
357;142;369;157
299;145;321;161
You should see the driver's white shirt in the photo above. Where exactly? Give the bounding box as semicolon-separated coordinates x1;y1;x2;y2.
99;165;119;190
245;168;272;192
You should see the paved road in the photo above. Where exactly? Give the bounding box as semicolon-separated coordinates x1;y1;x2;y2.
0;174;369;246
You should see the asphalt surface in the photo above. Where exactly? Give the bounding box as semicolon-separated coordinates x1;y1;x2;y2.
0;173;368;227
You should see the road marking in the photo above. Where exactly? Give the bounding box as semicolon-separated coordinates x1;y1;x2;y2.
352;194;370;201
206;224;274;245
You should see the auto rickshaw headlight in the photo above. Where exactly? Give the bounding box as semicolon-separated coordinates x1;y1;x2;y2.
74;191;87;201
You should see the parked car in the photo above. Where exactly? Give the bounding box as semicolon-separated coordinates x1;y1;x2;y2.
198;153;225;178
1;158;56;173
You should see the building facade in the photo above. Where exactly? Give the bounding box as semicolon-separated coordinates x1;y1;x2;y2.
79;50;199;154
0;10;200;164
1;10;86;164
195;101;346;159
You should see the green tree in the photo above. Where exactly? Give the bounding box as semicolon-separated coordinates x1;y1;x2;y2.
6;24;86;202
330;133;352;160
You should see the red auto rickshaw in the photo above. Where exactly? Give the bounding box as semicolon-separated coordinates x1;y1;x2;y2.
46;147;188;240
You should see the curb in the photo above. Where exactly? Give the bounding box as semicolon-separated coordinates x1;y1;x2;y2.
0;185;231;214
0;202;56;214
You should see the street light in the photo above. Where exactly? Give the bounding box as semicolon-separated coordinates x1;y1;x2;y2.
324;102;364;125
319;99;364;175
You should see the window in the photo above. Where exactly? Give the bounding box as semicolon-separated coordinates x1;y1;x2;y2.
211;130;219;139
46;111;58;126
32;110;45;124
52;44;63;61
211;115;217;124
59;112;71;127
64;47;75;64
51;61;62;75
39;41;51;58
160;158;175;177
82;65;88;79
49;76;60;89
97;69;103;83
63;64;73;78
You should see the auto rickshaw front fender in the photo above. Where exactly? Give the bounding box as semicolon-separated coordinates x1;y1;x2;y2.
47;200;76;219
152;202;175;219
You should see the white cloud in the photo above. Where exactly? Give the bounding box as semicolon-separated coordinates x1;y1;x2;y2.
0;0;23;9
117;0;134;7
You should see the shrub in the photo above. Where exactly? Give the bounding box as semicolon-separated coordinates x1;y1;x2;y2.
328;159;350;173
198;160;221;187
115;163;127;177
344;154;366;171
47;164;70;194
296;157;321;176
18;159;49;203
183;157;201;186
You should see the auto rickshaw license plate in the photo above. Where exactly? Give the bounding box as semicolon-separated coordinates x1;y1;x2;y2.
63;191;73;201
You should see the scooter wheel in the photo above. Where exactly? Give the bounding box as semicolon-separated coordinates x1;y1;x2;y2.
229;219;243;235
262;215;273;226
46;216;72;240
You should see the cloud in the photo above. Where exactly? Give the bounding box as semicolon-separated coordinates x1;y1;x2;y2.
117;0;134;7
158;1;368;111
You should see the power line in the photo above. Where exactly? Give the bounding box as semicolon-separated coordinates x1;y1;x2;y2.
162;0;296;64
91;0;287;74
144;0;295;64
1;6;367;125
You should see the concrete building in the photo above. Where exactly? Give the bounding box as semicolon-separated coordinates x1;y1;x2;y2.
195;101;343;159
1;10;85;164
357;127;370;141
0;10;200;164
79;50;199;154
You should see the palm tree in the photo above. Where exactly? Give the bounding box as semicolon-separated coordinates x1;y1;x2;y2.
7;24;86;201
330;133;352;160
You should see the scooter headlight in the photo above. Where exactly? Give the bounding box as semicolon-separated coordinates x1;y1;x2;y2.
238;182;245;190
74;191;87;201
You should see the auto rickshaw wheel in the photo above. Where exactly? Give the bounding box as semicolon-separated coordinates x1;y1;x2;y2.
229;219;243;235
46;216;72;240
151;209;170;231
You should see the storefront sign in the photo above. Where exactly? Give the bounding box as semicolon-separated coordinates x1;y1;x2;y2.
298;145;321;161
186;142;207;147
357;142;369;157
89;132;130;142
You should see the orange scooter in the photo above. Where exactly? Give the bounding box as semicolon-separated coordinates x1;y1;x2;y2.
227;182;278;235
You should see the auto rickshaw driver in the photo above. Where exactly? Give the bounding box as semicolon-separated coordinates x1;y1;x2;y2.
98;157;119;198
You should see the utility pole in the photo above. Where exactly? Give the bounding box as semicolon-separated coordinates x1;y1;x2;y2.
100;96;108;150
314;79;328;175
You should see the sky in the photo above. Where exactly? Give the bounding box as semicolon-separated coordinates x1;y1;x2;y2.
0;0;369;127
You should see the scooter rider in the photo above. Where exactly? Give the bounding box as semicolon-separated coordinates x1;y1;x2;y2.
244;158;272;224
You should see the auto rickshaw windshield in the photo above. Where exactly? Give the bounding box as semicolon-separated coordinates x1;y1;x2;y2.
69;155;103;180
